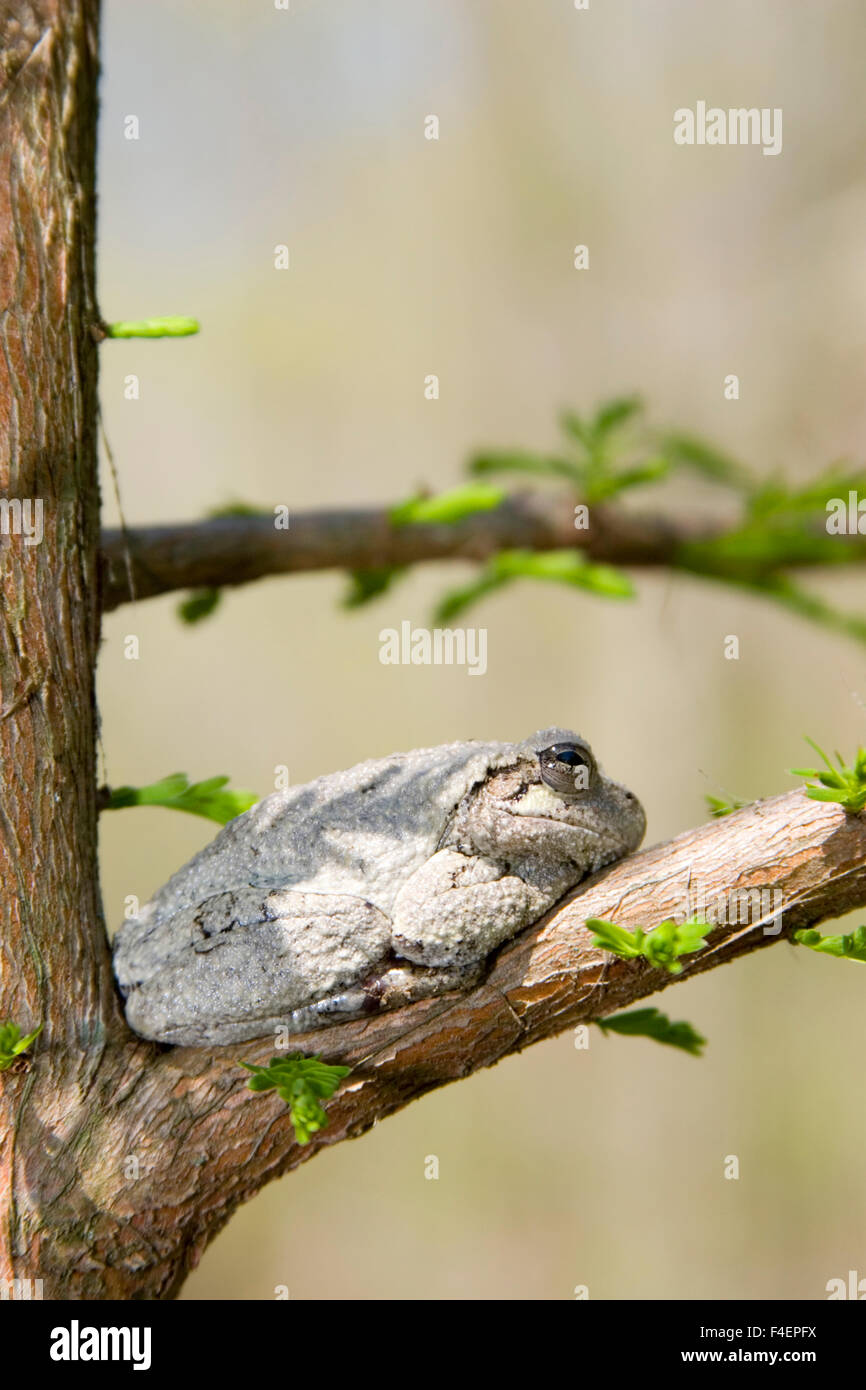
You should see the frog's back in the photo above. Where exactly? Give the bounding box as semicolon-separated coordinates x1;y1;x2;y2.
133;738;511;926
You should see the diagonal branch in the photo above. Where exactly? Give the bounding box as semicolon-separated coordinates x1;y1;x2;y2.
62;787;866;1297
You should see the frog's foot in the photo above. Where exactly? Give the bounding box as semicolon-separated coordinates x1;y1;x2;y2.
287;959;484;1033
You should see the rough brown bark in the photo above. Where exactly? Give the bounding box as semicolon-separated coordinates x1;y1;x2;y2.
0;0;128;1295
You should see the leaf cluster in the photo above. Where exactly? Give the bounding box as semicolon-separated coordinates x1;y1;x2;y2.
587;916;710;974
790;738;866;814
241;1054;352;1145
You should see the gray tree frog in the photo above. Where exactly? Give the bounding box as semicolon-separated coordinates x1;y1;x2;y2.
113;729;645;1046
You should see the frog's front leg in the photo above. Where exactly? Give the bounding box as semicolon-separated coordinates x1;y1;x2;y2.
389;847;555;969
296;958;478;1031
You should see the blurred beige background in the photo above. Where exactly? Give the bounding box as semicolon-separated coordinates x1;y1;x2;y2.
96;0;866;1299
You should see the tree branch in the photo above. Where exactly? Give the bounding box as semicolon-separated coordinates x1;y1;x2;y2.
50;788;865;1298
98;496;726;610
99;496;866;613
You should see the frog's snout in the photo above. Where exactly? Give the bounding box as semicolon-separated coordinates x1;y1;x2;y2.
620;787;647;852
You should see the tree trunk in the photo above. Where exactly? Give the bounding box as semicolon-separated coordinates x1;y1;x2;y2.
0;0;120;1293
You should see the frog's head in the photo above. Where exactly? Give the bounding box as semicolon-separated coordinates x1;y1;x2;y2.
454;727;646;874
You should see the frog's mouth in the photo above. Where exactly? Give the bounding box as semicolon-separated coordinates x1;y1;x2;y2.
508;793;646;858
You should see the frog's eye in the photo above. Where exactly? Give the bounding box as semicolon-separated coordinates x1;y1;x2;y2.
537;741;596;796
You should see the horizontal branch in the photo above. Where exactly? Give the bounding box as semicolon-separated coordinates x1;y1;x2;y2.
100;495;723;610
86;787;866;1295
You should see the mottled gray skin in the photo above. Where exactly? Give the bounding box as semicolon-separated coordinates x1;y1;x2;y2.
113;729;645;1046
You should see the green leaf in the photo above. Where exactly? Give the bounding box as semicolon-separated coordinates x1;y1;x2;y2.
556;397;669;506
804;736;843;773
705;793;748;818
245;1072;279;1092
0;1021;43;1070
178;587;222;624
591;394;644;438
559;410;593;448
342;566;406;608
433;572;511;622
789;738;866;813
241;1054;352;1145
560;397;643;452
665;917;711;957
491;549;634;596
597;1008;706;1056
105;773;258;825
559;398;647;499
660;432;750;488
794;926;866;963
584;457;669;503
677;526;857;574
433;549;633;621
469;452;584;485
747;467;866;522
642;919;692;973
207;500;265;519
103;316;200;338
389;483;505;526
586;919;647;959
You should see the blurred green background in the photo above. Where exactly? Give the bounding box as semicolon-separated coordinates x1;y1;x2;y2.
95;0;866;1299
